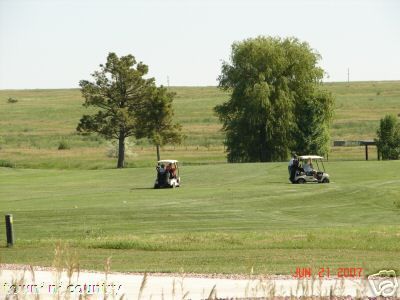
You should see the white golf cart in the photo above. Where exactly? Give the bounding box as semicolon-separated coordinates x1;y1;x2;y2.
154;159;181;189
293;155;330;184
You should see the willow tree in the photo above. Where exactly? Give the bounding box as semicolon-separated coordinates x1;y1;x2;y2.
215;36;334;162
77;52;154;168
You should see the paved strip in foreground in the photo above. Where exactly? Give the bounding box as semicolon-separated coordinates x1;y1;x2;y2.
0;265;397;299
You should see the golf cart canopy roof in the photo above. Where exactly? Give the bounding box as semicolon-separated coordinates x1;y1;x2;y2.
157;159;179;164
298;155;324;160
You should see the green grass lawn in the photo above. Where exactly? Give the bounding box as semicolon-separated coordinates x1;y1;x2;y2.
1;81;400;168
1;81;400;275
1;161;400;275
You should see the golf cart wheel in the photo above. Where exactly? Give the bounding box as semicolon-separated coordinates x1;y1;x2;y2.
154;184;159;189
322;178;330;184
297;178;306;184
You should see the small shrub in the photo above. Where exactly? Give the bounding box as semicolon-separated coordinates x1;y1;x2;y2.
394;200;400;209
7;97;18;103
58;140;71;150
375;114;400;160
0;160;15;168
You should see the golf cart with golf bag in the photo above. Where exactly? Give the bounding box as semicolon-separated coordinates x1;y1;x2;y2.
291;155;330;184
154;159;181;188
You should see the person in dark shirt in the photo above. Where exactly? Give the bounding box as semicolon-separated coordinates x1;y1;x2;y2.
289;155;299;183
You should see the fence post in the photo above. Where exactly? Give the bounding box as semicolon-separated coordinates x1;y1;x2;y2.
5;214;14;247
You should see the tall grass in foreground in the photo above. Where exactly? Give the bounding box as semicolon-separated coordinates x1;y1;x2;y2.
1;245;398;299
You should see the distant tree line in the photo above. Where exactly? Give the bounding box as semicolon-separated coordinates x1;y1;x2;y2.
215;36;334;162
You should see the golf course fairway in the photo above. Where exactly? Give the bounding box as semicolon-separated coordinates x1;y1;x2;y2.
1;160;400;275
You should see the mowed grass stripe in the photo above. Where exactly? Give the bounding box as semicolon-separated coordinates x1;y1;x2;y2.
1;160;400;274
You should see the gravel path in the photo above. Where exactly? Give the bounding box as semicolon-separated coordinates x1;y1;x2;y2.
1;264;397;299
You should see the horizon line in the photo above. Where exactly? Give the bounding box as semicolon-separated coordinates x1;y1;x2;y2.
1;79;400;91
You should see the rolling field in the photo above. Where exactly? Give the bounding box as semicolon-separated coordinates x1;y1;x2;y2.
1;161;400;274
1;81;400;275
1;81;400;168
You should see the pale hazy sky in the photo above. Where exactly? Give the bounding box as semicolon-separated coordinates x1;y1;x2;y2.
0;0;399;89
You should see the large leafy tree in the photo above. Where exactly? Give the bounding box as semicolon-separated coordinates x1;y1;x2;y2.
137;86;182;161
375;114;400;160
77;52;154;168
293;89;333;156
215;36;334;162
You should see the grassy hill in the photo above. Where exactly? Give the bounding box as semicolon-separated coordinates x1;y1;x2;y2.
1;160;400;274
1;81;400;169
1;81;400;275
